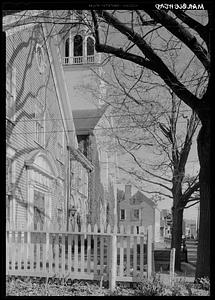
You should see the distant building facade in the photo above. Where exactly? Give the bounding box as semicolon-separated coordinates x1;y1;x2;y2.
183;219;197;239
117;185;160;242
160;209;172;238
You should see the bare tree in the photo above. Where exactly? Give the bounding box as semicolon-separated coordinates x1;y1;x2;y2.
92;56;201;270
4;8;211;279
87;9;211;279
64;12;203;270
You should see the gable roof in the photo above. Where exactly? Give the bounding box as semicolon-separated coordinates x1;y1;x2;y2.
117;187;156;208
129;191;156;207
42;18;78;149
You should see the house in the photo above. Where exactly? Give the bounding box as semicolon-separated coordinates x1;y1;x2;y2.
160;209;172;238
117;185;160;242
4;10;118;230
183;219;197;239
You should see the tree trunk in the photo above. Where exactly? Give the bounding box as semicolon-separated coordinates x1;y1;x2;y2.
171;206;184;271
195;119;210;279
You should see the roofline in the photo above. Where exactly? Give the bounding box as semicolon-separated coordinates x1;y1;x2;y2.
69;146;94;172
128;190;158;207
3;10;48;32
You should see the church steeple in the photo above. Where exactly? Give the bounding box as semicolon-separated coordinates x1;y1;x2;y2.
62;12;100;66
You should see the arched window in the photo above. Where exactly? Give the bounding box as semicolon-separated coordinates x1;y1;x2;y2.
87;37;94;56
63;34;96;65
74;35;83;57
65;38;69;57
73;35;83;64
64;38;70;64
87;37;95;63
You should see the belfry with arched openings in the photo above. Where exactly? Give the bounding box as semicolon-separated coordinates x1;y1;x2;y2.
63;31;97;65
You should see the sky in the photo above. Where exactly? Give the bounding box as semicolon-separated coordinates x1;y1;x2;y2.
117;131;200;222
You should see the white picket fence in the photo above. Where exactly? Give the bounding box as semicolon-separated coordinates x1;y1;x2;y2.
6;222;153;288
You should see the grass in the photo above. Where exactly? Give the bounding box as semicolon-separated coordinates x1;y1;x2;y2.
6;275;210;296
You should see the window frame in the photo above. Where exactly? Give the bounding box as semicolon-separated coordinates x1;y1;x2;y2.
63;33;96;65
33;189;45;230
73;34;83;57
120;209;126;220
86;36;95;56
133;208;140;220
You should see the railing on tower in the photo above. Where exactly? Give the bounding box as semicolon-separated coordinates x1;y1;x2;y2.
63;55;98;65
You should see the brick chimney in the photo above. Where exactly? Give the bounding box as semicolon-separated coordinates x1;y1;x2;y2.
125;184;132;201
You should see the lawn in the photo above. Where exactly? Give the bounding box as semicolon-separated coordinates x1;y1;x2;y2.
6;275;210;296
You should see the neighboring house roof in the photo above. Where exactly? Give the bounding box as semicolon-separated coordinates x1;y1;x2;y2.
129;191;156;207
118;188;156;208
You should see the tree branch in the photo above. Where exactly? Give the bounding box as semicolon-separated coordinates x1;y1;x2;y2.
184;200;199;209
136;10;158;26
144;9;210;72
186;196;200;203
116;135;172;184
91;10;156;70
172;10;208;45
119;165;172;193
93;10;201;111
182;181;200;204
178;111;199;171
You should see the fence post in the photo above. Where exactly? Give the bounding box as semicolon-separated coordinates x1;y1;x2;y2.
6;222;9;275
170;248;176;285
109;224;117;292
147;225;152;279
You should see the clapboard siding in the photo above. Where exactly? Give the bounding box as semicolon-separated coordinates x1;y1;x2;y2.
6;24;68;227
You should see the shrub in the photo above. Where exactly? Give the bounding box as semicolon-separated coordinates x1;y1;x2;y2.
133;275;210;296
170;280;190;296
136;276;168;296
6;275;210;296
195;277;210;291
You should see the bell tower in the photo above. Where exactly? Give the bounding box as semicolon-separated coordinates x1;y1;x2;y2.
59;10;105;113
58;10;110;226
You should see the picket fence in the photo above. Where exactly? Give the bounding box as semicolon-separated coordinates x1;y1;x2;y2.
6;222;153;288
